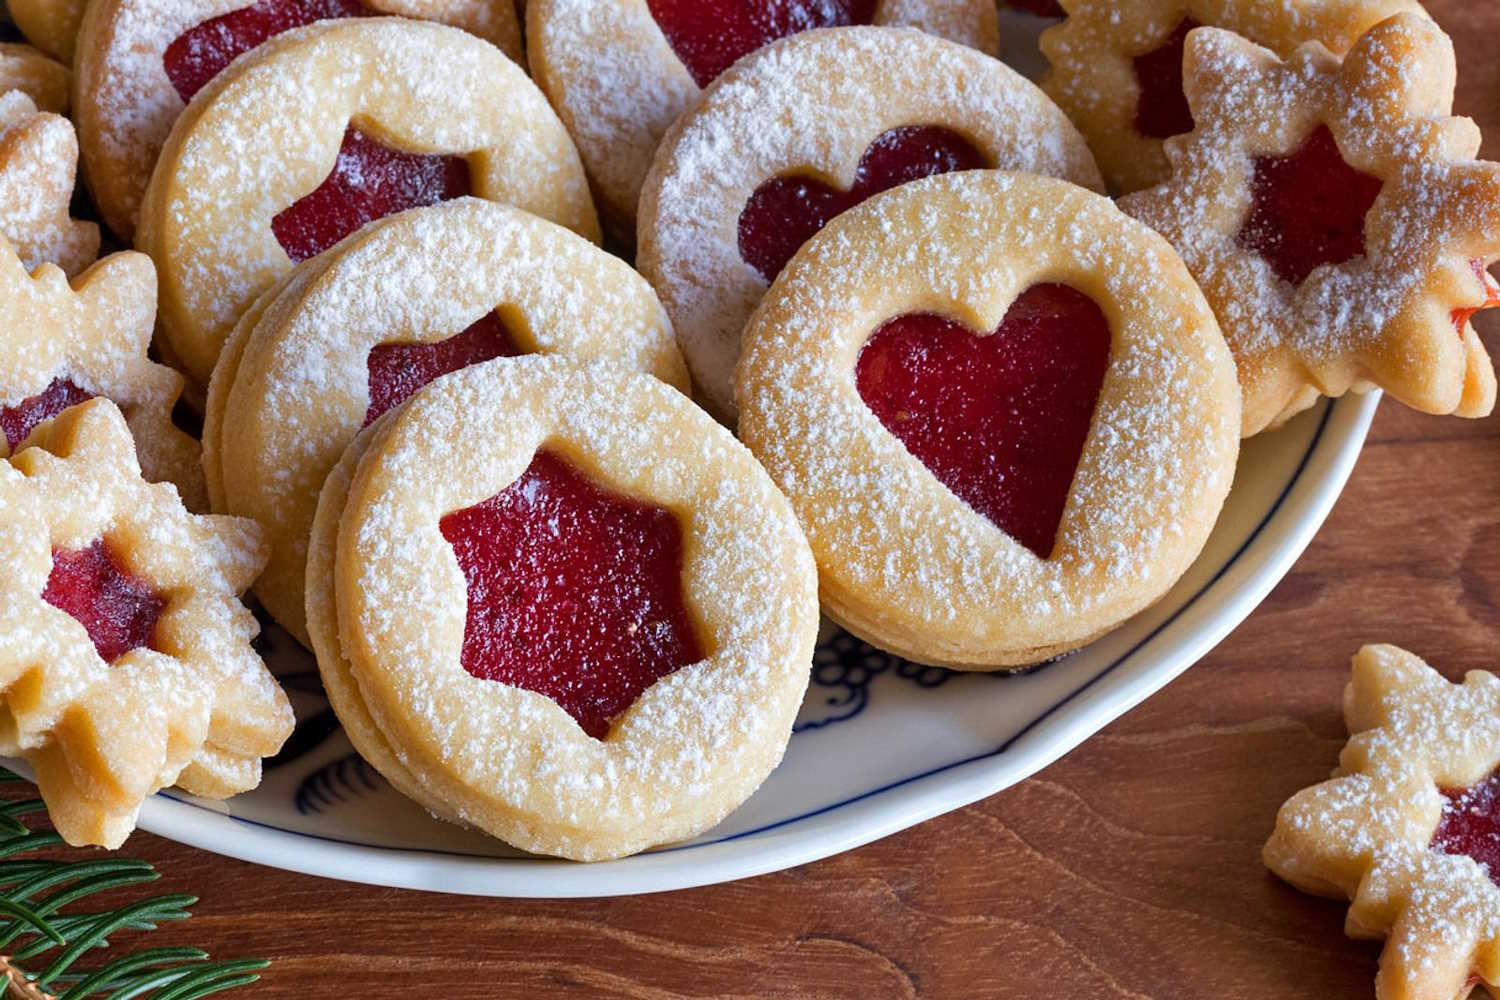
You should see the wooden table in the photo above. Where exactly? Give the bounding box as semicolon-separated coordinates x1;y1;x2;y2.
39;3;1500;997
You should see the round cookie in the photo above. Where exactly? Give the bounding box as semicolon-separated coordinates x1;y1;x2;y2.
137;17;599;386
638;25;1102;421
737;170;1241;669
527;0;1000;233
305;355;819;860
0;43;69;112
73;0;525;241
205;198;688;646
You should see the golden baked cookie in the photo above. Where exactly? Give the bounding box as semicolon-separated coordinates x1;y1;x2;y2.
1039;0;1426;193
6;0;80;62
737;170;1240;669
527;0;1000;233
0;241;206;510
1265;645;1500;1000
0;42;69;112
638;25;1102;421
1120;15;1500;437
0;399;293;848
136;17;599;386
205;197;689;647
0;91;98;277
73;0;525;242
305;355;819;860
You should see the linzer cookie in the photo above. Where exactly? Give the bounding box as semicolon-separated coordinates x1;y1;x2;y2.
204;197;689;646
136;17;599;386
638;25;1102;421
737;170;1240;669
1039;0;1426;193
0;91;98;276
527;0;1000;232
0;399;292;848
1266;645;1500;1000
0;241;205;510
305;356;818;860
1121;15;1500;435
73;0;525;241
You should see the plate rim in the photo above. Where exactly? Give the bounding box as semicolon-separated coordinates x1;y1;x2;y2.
110;393;1379;897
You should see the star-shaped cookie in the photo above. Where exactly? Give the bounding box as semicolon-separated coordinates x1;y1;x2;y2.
1265;644;1500;1000
1121;14;1500;436
0;90;98;276
1040;0;1426;193
0;239;206;510
0;399;293;848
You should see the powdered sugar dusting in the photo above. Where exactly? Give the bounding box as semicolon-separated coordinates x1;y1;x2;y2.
139;16;596;385
640;25;1103;421
0;92;99;276
329;356;817;859
736;170;1239;663
529;0;997;226
1120;16;1500;434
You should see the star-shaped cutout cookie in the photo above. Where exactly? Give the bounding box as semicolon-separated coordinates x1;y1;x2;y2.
0;90;98;277
1040;0;1426;193
1265;644;1500;1000
1121;14;1500;436
0;42;70;113
0;239;207;510
0;399;293;848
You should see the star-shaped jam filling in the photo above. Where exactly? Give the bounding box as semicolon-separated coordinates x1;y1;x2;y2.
42;539;166;664
1432;768;1500;886
1133;17;1199;140
1235;125;1384;287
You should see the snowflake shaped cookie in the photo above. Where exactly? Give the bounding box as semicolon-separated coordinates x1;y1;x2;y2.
0;240;206;510
0;400;293;847
1265;644;1500;1000
1039;0;1425;193
0;91;98;276
1121;15;1500;436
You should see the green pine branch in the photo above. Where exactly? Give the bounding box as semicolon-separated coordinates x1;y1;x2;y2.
0;771;268;1000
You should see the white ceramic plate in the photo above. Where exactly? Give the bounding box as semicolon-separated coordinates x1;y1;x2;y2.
38;392;1372;897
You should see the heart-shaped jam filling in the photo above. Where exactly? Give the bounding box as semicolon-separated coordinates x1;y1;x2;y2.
1431;769;1500;887
739;125;987;283
1453;259;1500;333
1003;0;1064;16
271;127;472;264
364;314;522;427
646;0;877;88
164;0;372;103
440;450;706;739
1133;18;1199;140
855;283;1112;558
43;539;166;664
1236;125;1384;287
1;378;95;452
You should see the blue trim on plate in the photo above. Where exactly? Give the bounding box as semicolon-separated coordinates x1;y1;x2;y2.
156;403;1335;861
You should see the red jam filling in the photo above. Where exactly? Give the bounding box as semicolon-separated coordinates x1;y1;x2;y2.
271;127;472;263
0;378;94;451
645;0;877;88
163;0;372;103
1431;769;1500;887
738;125;987;283
1003;0;1065;16
1236;125;1384;287
439;450;706;740
364;314;522;426
1453;259;1500;334
42;540;166;664
855;283;1111;559
1132;18;1199;140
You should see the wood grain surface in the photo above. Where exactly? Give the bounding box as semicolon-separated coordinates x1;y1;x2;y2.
23;3;1500;997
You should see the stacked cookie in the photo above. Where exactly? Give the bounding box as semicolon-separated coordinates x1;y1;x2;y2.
0;1;1494;912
